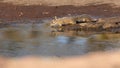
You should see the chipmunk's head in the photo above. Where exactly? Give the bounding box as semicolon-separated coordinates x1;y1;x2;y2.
50;20;62;28
50;16;60;27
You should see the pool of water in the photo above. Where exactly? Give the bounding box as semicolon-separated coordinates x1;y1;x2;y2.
0;20;120;57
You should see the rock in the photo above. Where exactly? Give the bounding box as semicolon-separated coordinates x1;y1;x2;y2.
50;14;96;27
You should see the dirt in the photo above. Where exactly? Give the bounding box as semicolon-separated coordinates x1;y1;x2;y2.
0;3;120;21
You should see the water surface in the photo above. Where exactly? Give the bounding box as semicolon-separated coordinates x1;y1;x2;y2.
0;21;120;57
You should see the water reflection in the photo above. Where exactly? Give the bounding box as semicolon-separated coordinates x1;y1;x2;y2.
0;23;119;57
3;29;24;42
29;31;40;38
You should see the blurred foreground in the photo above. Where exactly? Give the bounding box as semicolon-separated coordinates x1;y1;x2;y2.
0;50;120;68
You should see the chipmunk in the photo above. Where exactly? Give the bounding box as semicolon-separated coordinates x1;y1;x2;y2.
50;14;97;27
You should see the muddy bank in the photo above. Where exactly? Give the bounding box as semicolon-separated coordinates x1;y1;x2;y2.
0;3;120;21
